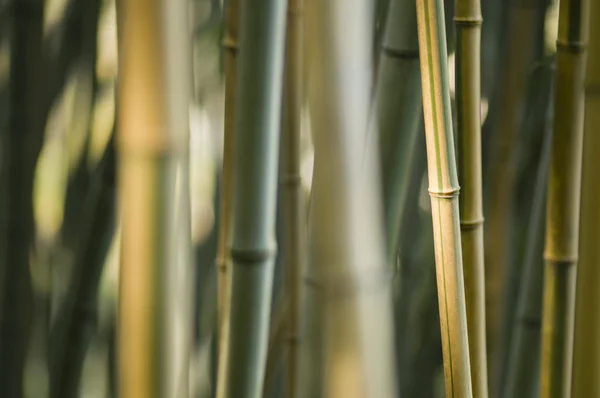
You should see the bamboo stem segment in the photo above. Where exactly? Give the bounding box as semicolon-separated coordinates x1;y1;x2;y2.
539;1;589;397
116;0;192;395
215;0;239;393
281;0;305;395
570;2;600;397
374;0;422;265
454;0;487;396
416;0;473;396
298;0;398;396
216;0;288;395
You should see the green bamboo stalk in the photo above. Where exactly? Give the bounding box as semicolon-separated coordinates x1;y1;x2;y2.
454;0;487;395
501;60;554;398
214;0;239;392
373;0;422;264
298;0;397;397
50;138;116;398
0;0;45;394
116;0;192;394
538;1;589;396
416;0;473;396
215;0;287;395
569;2;600;396
215;0;239;340
281;0;304;395
484;1;544;391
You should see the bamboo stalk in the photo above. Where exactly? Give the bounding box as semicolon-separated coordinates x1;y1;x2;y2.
298;0;397;396
216;0;239;340
501;60;554;398
0;0;45;394
281;0;304;395
116;0;192;394
454;0;487;395
215;0;287;395
374;0;422;264
484;1;542;387
538;1;589;396
570;2;600;396
214;0;239;392
416;0;473;396
50;138;116;398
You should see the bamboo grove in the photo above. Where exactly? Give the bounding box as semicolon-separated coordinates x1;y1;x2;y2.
2;0;600;397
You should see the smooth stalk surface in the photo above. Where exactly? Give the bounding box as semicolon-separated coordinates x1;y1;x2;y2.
538;1;588;396
416;0;473;396
281;0;305;395
455;0;487;395
502;61;554;398
215;0;239;394
298;0;398;396
570;2;600;396
116;0;192;395
216;0;287;395
373;0;422;264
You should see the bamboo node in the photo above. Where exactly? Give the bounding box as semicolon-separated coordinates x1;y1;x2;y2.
222;36;239;52
542;254;578;265
303;269;393;299
230;246;277;265
428;187;460;199
460;218;484;230
555;40;587;53
279;173;302;186
518;315;541;329
585;84;600;97
453;16;483;26
381;46;419;60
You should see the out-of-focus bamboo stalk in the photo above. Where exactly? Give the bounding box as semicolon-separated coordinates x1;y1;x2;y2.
502;60;554;398
416;0;473;396
281;0;304;395
538;1;589;397
116;0;192;395
216;0;287;395
0;0;44;394
373;0;422;264
298;0;398;397
455;0;487;395
484;1;544;391
570;2;600;396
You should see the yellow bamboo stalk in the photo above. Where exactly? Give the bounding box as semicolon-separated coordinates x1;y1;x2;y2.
455;0;487;395
569;2;600;397
416;0;473;396
116;0;192;395
538;0;589;397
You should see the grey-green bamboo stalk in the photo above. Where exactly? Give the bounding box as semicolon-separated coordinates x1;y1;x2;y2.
216;0;287;395
455;0;487;396
373;0;422;264
298;0;398;396
538;1;589;397
570;2;600;396
116;0;192;395
416;0;473;396
281;0;304;395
